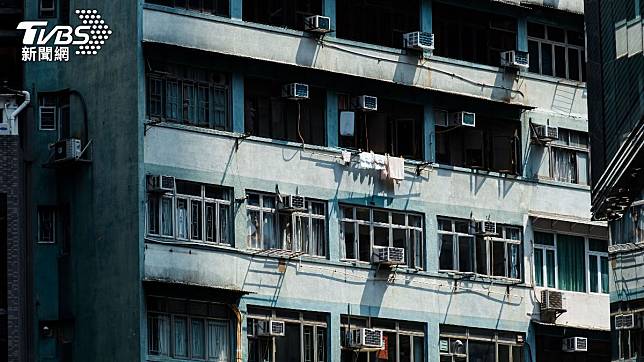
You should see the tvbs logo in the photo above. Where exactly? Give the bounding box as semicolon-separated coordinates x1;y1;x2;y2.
17;9;112;62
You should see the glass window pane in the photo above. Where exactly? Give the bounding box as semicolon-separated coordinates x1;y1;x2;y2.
554;45;566;78
534;249;544;286
409;215;422;228
413;336;425;362
512;346;524;362
437;218;452;231
528;40;540;73
359;225;371;262
148;314;170;356
340;206;354;219
373;210;389;223
148;197;159;234
568;48;580;81
374;226;389;247
492;241;506;277
248;210;260;249
476;237;488;275
174;317;188;357
399;334;412;362
161;198;173;236
247;193;260;206
556;234;586;292
176;199;188;239
589;255;598;293
468;341;495;362
191;200;202;240
275;323;301;361
528;22;545;38
541;43;553;76
176;180;201;196
535;232;555;246
509;243;520;279
342;221;356;259
206;203;215;242
458;236;474;272
455;221;469;234
439;234;454;270
219;203;230;244
546;250;556;288
498;344;510;362
262;195;275;209
317;327;326;362
191;319;205;358
548;26;565;42
601;256;609;293
263;212;277;249
413;229;423;269
304;325;314;362
207;320;229;360
392;212;406;226
311;218;326;256
356;208;370;221
589;238;608;252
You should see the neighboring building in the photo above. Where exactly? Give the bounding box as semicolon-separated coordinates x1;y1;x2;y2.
0;1;28;362
585;0;644;361
22;0;610;361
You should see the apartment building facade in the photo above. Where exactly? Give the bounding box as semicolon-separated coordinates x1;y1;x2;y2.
585;0;644;361
22;0;610;361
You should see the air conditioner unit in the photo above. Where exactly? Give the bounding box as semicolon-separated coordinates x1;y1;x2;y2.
562;337;587;352
53;138;82;162
146;175;175;193
256;320;285;337
500;50;530;69
475;220;498;236
403;31;435;51
540;290;564;311
305;15;332;33
434;110;449;127
346;328;384;351
278;195;306;212
449;112;476;127
353;95;378;112
615;313;640;330
372;246;405;265
282;83;309;100
532;124;559;142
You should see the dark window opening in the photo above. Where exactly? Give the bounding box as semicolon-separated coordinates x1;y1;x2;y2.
146;61;231;131
146;0;230;17
244;77;326;146
336;0;420;48
338;94;423;160
433;3;517;67
527;23;586;81
435;116;521;174
243;0;322;31
39;0;56;18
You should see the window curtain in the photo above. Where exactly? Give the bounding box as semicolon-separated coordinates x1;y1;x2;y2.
161;198;173;236
557;234;586;292
553;148;575;183
207;320;229;361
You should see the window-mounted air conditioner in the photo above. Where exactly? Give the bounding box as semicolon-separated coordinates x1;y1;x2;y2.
500;50;530;70
562;337;587;352
449;112;476;127
434;110;449;127
278;195;306;212
372;246;405;266
305;15;332;33
615;313;640;330
282;83;309;100
532;124;559;142
346;328;384;351
540;290;564;312
256;320;285;337
475;220;497;236
147;175;175;193
353;95;378;112
403;31;434;51
53;138;82;162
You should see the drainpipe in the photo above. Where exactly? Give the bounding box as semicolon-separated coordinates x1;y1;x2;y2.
9;91;31;135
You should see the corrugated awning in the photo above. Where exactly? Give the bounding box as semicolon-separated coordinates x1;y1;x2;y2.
529;211;608;239
143;277;253;296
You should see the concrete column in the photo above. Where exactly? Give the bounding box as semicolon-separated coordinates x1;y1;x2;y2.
420;0;432;32
323;0;336;36
230;0;242;20
517;17;528;52
329;312;341;361
232;72;245;134
423;102;435;162
326;90;338;148
427;320;440;360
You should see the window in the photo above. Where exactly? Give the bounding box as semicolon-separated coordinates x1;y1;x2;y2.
527;23;586;81
433;4;517;67
39;0;56;18
548;129;590;185
534;232;608;293
146;62;230;131
340;205;423;269
247;307;327;362
338;94;424;160
39;93;71;138
146;0;230;17
244;77;326;146
340;315;425;362
438;218;522;280
39;95;57;130
147;180;232;245
616;314;643;360
147;295;232;360
439;325;524;362
436;116;521;174
243;0;322;31
246;192;327;256
37;206;56;243
610;202;644;245
587;239;608;294
337;0;420;48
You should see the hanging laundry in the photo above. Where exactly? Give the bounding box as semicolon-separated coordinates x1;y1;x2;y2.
387;156;405;181
358;151;386;170
339;111;355;136
341;151;352;164
373;153;387;170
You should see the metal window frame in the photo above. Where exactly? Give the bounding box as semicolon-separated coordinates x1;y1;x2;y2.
527;23;586;81
37;206;56;244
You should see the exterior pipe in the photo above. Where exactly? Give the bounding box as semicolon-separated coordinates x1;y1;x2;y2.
9;91;31;135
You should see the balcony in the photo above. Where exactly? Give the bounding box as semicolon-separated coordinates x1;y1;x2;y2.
142;5;587;117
